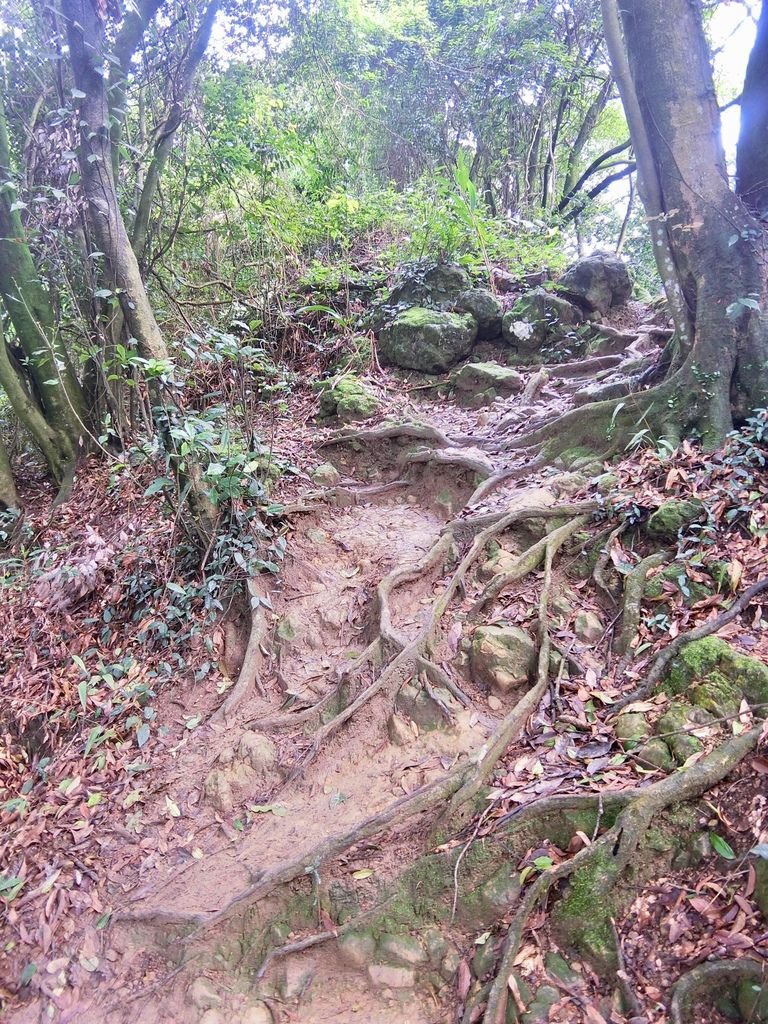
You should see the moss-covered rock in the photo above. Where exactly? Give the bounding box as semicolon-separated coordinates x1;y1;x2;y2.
643;562;715;607
470;624;537;696
656;701;703;765
456;862;521;928
379;307;478;373
645;499;704;540
316;375;380;421
454;288;503;339
395;682;459;731
615;712;650;749
501;288;581;357
636;737;676;772
551;846;618;974
753;856;768;922
451;361;523;400
665;636;768;712
376;932;428;967
388;262;472;309
738;976;768;1023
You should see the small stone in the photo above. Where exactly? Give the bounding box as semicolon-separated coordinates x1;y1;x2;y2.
614;712;650;749
470;625;537;696
521;984;561;1024
189;977;221;1011
199;1012;226;1024
395;682;458;731
548;472;587;498
656;702;702;764
338;931;376;969
279;961;314;1000
594;472;619;496
311;462;341;487
471;937;497;979
487;695;502;711
203;769;235;816
440;949;461;982
387;713;414;746
636;737;675;772
238;1005;272;1024
305;528;327;545
367;964;416;989
377;933;428;967
545;952;580;987
238;731;277;772
218;746;236;766
573;610;603;643
421;928;448;964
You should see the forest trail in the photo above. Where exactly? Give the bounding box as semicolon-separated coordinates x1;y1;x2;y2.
6;302;768;1024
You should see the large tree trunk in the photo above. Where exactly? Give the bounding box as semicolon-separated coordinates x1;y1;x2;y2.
62;0;220;544
736;0;768;219
604;0;768;444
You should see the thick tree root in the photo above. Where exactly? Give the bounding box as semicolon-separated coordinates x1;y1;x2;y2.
466;456;545;506
592;522;627;604
670;958;767;1024
615;549;669;661
400;446;496;479
481;726;763;1024
211;580;268;722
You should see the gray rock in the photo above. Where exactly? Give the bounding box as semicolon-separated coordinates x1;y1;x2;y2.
238;1005;273;1024
501;288;581;355
203;769;235;816
379;308;478;373
367;964;416;988
279;961;314;999
387;713;414;746
614;712;650;749
451;361;523;396
311;462;341;487
238;731;277;773
199;1012;226;1024
520;984;562;1023
316;376;379;422
458;864;521;928
189;977;221;1011
388;262;471;309
573;610;603;643
636;737;676;772
395;682;458;731
337;930;376;968
377;933;428;966
440;949;461;982
558;252;632;316
454;288;503;339
421;928;449;964
470;625;537;696
471;937;497;979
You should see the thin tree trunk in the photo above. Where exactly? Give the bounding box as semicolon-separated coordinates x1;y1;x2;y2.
0;432;19;509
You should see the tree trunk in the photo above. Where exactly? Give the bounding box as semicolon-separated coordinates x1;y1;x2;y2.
603;0;768;444
0;432;19;509
0;84;89;479
736;0;768;219
62;0;220;543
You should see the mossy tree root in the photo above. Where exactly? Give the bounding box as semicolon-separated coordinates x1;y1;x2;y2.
670;959;767;1024
400;446;496;479
614;576;768;710
210;580;268;723
481;725;763;1024
318;421;487;451
466;455;546;507
592;522;627;604
615;550;669;661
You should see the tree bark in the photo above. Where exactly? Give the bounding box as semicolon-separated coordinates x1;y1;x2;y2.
602;0;768;443
736;0;768;218
0;432;19;509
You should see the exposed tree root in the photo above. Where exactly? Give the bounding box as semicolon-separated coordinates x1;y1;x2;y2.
211;580;268;722
521;368;549;403
318;421;486;451
481;725;764;1024
466;456;545;506
400;446;496;479
615;549;668;661
670;958;767;1024
614;576;768;710
469;516;587;617
592;522;627;604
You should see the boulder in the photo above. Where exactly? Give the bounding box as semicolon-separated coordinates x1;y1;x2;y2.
501;288;581;355
558;252;632;316
573;610;603;643
377;933;428;966
378;308;478;373
453;288;503;339
367;964;416;989
645;499;704;540
311;462;341;487
451;361;523;397
388;262;471;309
470;625;537;696
395;682;458;730
238;731;277;773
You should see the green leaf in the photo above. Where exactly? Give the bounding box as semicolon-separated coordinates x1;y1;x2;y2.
95;910;112;929
19;963;37;986
78;679;88;709
0;875;26;901
710;833;735;859
136;723;150;748
71;88;86;99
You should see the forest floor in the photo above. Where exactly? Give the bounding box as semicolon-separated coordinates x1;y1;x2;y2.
2;305;768;1024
